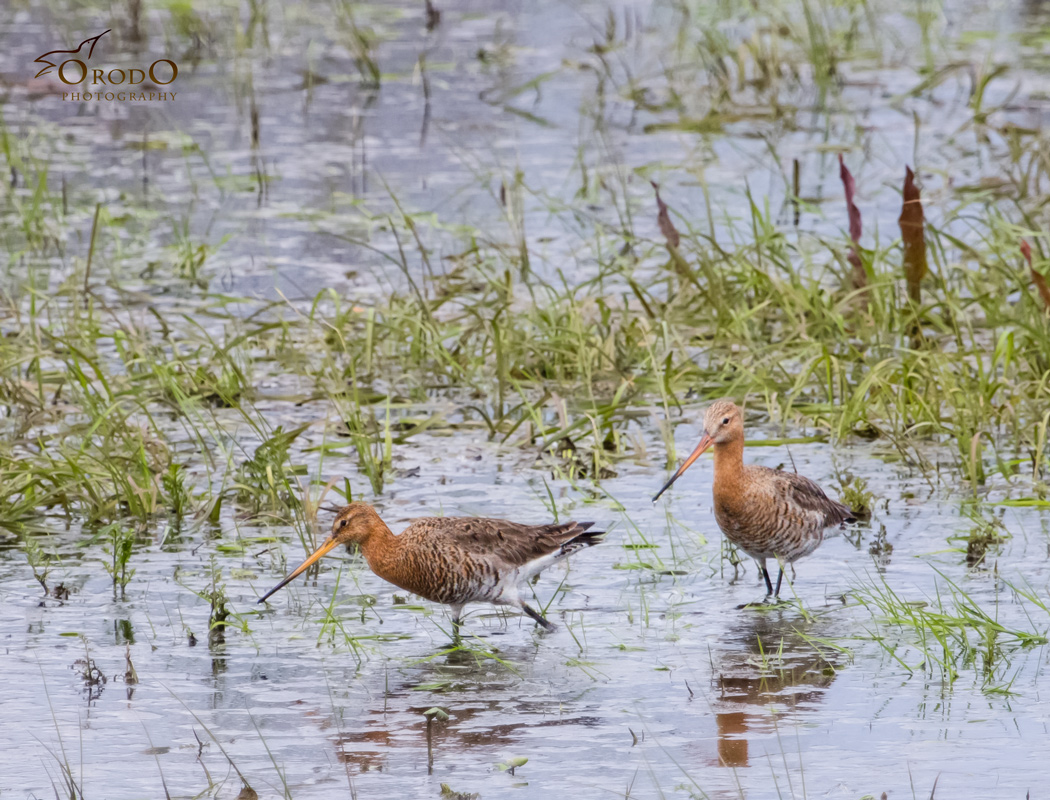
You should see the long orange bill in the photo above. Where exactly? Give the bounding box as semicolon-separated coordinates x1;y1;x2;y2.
257;537;341;604
652;432;713;502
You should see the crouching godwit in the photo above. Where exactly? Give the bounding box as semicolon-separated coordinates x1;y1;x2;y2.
257;502;605;632
652;400;856;600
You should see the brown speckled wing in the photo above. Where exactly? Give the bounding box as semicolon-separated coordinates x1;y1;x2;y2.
379;517;604;605
402;517;601;567
762;468;855;528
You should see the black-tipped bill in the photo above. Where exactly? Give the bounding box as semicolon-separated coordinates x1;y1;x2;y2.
257;536;341;604
651;432;713;502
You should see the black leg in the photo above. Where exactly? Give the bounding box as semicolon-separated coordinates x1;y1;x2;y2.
449;604;465;641
521;603;557;631
762;566;774;596
774;568;784;598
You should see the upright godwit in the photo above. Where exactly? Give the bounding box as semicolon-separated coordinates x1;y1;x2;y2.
652;400;856;599
257;502;604;632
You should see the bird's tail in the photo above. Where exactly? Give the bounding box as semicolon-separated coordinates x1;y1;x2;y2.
559;522;606;555
837;500;868;525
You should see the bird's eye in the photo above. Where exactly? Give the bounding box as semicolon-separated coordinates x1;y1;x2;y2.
338;519;348;529
722;417;729;425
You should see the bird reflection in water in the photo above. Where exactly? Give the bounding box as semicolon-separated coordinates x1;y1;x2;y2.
332;698;602;773
706;614;840;768
265;642;601;774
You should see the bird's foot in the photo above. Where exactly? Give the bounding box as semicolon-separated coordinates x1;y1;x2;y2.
737;596;791;611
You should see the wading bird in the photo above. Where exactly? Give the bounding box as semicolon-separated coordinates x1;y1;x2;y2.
257;502;604;632
652;400;856;600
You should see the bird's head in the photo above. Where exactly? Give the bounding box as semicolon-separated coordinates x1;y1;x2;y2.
257;502;381;604
652;399;744;502
328;502;382;546
703;400;744;445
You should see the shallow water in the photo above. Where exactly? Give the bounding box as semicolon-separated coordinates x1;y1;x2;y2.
2;0;1050;798
6;0;1048;296
3;429;1048;798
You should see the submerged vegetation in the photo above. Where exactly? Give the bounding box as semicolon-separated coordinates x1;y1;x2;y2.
2;0;1050;796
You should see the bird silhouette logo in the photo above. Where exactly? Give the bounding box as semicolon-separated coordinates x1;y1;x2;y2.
33;29;111;79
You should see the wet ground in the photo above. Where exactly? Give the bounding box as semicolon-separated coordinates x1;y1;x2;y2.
2;0;1050;798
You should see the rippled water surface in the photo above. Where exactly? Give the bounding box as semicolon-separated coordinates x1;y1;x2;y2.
5;437;1050;798
2;0;1050;798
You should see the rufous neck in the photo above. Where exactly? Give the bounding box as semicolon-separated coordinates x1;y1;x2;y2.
358;519;397;572
712;436;745;485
